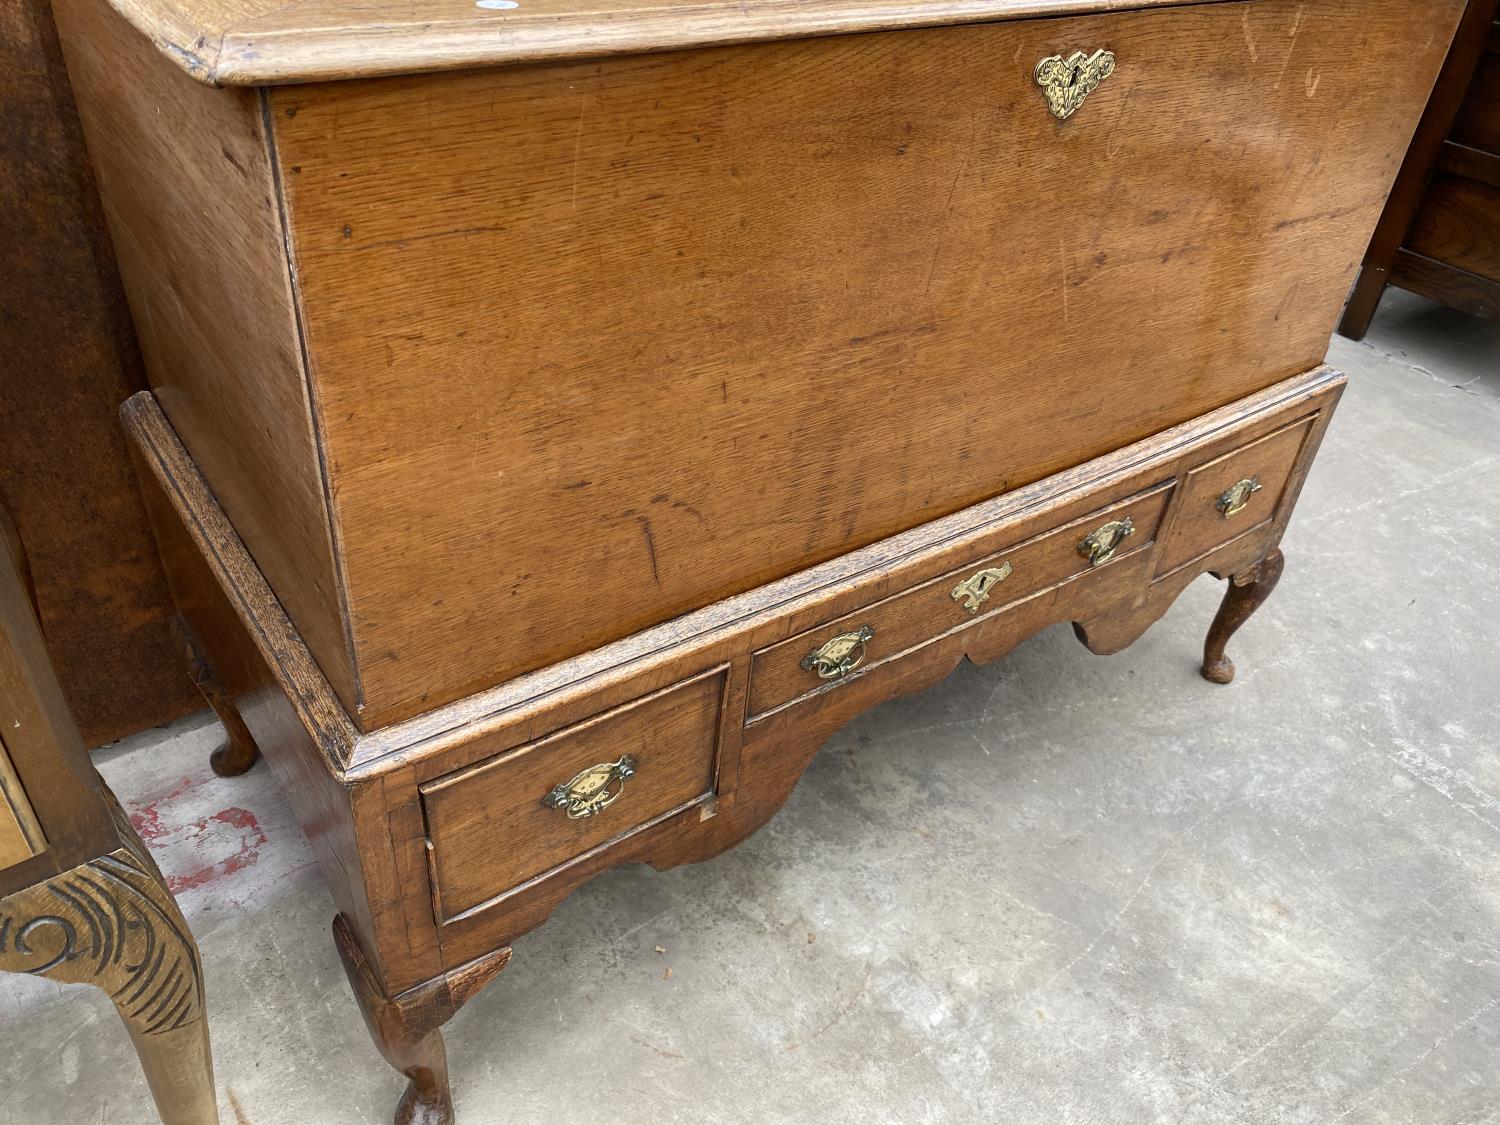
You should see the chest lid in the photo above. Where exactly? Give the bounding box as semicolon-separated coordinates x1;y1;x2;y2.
111;0;1232;86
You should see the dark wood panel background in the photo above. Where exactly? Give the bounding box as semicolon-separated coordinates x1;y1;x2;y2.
1;0;198;746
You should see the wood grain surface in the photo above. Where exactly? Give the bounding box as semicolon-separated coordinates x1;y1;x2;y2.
267;0;1454;728
1407;171;1500;282
0;0;198;746
1441;140;1500;190
52;0;361;714
98;0;1241;86
1390;246;1500;318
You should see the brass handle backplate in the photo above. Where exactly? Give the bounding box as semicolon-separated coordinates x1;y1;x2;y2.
951;563;1014;615
1078;518;1135;567
1035;49;1116;121
800;625;875;680
1216;477;1264;518
542;755;637;820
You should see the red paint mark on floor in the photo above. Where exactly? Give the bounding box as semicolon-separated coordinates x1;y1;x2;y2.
129;776;270;893
164;807;268;894
130;773;214;842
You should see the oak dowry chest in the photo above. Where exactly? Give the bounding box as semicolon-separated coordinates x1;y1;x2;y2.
48;0;1463;1117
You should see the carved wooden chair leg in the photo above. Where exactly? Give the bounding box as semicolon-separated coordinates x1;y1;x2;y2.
174;617;260;777
333;915;511;1125
0;822;218;1124
1202;548;1285;685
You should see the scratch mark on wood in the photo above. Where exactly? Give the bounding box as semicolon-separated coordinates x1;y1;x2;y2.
571;93;588;215
1059;237;1070;325
926;122;975;294
355;225;510;253
636;515;660;587
1273;6;1307;92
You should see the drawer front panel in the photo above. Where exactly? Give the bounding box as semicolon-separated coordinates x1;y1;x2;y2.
269;0;1456;728
1156;416;1313;576
421;669;725;920
748;484;1172;719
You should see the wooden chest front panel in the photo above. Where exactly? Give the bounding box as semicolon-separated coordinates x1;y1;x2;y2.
270;0;1456;728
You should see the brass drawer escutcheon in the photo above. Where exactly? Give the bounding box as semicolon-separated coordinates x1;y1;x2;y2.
541;755;637;819
1077;518;1135;567
800;625;875;680
951;563;1014;615
1035;49;1116;121
1216;477;1263;518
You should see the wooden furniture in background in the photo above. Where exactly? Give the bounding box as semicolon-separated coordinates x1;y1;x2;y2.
0;501;218;1124
51;0;1462;1119
1340;0;1500;336
0;0;199;747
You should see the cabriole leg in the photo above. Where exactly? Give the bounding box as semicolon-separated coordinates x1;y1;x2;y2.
0;831;218;1124
1202;548;1285;685
175;617;260;777
333;915;511;1125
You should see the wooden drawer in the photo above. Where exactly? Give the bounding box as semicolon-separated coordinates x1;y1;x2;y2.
1156;416;1314;576
747;484;1172;720
420;669;726;921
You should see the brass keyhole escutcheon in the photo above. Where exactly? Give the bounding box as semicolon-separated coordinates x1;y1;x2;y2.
1077;517;1135;567
1216;477;1263;518
800;625;875;680
542;755;637;819
951;562;1014;615
1035;49;1116;121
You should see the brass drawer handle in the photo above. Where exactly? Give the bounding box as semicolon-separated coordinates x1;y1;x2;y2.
541;755;637;820
1035;49;1116;121
800;625;875;680
951;563;1013;615
1216;477;1263;518
1078;518;1135;567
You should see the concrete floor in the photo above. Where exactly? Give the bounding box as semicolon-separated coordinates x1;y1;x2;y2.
2;289;1498;1124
